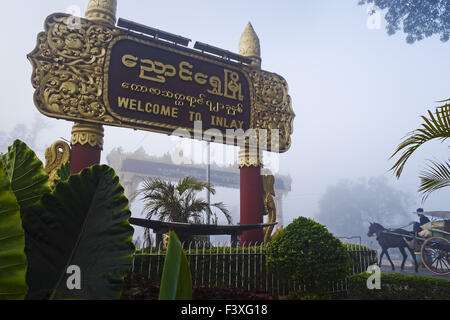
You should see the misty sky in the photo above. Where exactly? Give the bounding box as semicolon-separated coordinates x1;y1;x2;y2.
0;0;449;242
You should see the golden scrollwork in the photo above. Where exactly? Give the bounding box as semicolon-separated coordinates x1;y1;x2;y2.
262;174;277;245
44;140;71;187
249;70;295;153
71;122;104;149
28;13;120;125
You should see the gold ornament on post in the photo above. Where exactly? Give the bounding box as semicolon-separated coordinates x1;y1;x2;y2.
44;141;71;187
238;145;263;168
239;22;263;167
69;0;117;154
262;174;277;244
71;122;104;149
85;0;117;26
239;22;261;68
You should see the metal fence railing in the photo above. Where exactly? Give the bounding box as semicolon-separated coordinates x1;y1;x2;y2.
131;242;377;296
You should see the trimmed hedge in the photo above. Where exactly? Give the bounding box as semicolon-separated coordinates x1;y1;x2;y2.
266;217;351;294
348;272;450;300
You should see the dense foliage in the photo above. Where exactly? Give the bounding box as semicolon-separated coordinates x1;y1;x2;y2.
266;217;351;294
348;272;450;299
358;0;450;43
0;140;135;300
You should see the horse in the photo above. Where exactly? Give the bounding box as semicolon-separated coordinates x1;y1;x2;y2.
367;222;418;272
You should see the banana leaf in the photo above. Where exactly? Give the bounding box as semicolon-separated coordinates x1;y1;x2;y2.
23;165;135;300
1;140;49;210
158;231;192;300
0;163;28;299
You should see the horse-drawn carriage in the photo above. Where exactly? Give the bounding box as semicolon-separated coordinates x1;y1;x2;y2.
406;211;450;276
368;211;450;276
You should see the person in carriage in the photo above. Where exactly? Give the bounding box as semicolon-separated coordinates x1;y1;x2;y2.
412;208;430;234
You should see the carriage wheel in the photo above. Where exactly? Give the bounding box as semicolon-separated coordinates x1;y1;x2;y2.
420;237;450;275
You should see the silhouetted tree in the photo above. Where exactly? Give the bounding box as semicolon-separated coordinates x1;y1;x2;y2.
315;176;414;245
0;116;52;156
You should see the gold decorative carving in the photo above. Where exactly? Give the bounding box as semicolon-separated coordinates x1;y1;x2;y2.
28;13;294;153
271;226;283;241
71;122;104;149
44;140;71;187
28;13;121;125
238;146;262;168
262;174;277;244
248;70;294;153
86;0;117;26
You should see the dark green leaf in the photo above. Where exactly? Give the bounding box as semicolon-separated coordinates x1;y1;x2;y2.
56;161;71;183
23;165;135;300
1;140;49;210
0;163;28;300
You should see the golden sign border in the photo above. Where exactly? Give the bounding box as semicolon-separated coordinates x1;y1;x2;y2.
27;13;294;153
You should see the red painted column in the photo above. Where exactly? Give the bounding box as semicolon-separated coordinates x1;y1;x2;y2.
70;122;104;174
239;147;264;246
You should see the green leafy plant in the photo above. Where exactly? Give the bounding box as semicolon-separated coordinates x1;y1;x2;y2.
266;217;351;295
136;177;232;244
1;140;50;210
23;165;135;300
0;140;135;300
390;100;450;201
137;177;232;224
158;231;192;300
55;161;71;185
0;163;28;299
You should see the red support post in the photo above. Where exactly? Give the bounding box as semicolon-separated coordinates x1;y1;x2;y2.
240;165;264;245
239;147;264;246
70;122;104;174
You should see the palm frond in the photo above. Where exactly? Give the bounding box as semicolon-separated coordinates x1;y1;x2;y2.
176;177;216;196
211;202;233;224
136;176;231;225
390;102;450;178
418;159;450;202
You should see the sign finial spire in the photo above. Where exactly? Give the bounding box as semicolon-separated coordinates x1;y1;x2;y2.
85;0;117;26
239;22;261;68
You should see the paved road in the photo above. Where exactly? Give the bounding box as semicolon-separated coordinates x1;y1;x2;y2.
380;265;450;280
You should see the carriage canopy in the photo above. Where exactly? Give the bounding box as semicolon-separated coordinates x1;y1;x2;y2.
419;211;450;220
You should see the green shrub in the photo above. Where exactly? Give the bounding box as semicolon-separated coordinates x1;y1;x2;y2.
348;272;450;300
266;217;351;294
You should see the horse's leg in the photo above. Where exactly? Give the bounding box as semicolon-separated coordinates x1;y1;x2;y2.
378;249;385;267
406;246;419;273
399;247;407;270
384;249;395;270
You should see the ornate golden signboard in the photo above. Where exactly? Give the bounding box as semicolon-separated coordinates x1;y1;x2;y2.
28;13;294;152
